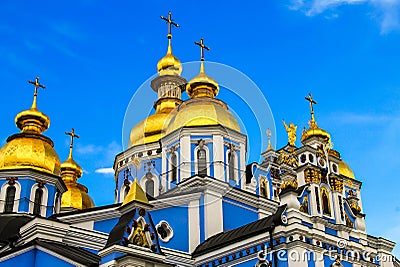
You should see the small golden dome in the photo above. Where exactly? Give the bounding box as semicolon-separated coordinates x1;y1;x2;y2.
61;182;95;210
157;39;182;76
186;62;219;98
60;130;95;210
301;120;331;142
166;97;240;134
339;160;355;179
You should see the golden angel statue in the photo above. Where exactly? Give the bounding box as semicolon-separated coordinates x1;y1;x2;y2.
282;120;297;146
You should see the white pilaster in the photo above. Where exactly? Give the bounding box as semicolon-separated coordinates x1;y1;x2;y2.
188;199;200;253
204;191;223;239
180;135;191;180
213;134;224;181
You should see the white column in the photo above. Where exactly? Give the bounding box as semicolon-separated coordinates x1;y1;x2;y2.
240;142;246;189
204;191;223;238
213;135;224;181
161;150;167;192
188;199;200;252
180;135;191;180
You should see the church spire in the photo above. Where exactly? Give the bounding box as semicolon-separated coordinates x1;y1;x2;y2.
186;37;219;98
157;11;182;76
60;128;95;210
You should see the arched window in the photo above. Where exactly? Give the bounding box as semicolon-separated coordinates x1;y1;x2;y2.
228;151;235;181
171;153;177;182
145;179;154;197
33;188;43;216
259;177;269;198
54;192;61;214
321;188;331;216
4;185;16;213
197;147;207;176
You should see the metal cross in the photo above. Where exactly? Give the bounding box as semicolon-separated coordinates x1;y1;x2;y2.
160;11;179;39
305;93;317;115
65;128;80;150
194;38;210;61
28;76;46;97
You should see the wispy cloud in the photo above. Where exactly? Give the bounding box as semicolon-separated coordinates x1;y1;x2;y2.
328;111;393;124
95;167;114;175
289;0;400;33
75;141;122;167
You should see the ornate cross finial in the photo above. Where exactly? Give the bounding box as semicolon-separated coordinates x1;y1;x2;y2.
160;11;179;39
266;128;273;150
305;93;317;118
194;38;210;61
65;128;80;158
28;76;45;109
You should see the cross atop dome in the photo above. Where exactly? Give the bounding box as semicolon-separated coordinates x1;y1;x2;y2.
65;128;80;159
28;76;45;110
160;11;179;39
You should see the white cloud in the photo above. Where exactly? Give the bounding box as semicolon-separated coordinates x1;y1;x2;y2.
95;167;115;175
289;0;400;33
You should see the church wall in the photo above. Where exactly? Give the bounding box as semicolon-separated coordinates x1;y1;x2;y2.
34;250;75;267
151;205;189;252
93;217;119;234
222;198;258;231
0;249;35;267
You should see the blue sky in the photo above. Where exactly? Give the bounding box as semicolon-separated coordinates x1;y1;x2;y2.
0;0;399;255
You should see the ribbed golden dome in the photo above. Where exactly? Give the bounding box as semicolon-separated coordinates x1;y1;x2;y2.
129;112;172;146
166;98;240;134
157;39;182;76
339;160;355;179
0;135;61;175
0;91;60;175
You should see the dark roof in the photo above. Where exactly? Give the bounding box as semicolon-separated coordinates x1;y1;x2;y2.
52;203;121;218
105;209;136;248
192;205;287;257
0;214;34;246
0;238;100;266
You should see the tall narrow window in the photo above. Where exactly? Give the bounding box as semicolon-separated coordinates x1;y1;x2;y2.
197;147;207;176
171;153;177;182
4;185;16;213
228;151;235;181
33;188;43;216
321;188;331;216
146;179;155;197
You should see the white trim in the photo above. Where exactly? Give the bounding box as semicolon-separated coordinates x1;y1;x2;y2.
29;184;48;217
155;220;174;243
0;181;21;212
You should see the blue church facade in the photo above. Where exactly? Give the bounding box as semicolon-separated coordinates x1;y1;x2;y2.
0;12;398;267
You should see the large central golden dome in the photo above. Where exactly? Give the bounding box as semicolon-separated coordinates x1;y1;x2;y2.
165;98;240;134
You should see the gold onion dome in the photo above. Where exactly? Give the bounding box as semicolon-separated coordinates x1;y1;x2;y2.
61;129;94;210
157;39;182;76
0;78;60;175
338;160;355;179
166;39;239;134
301;93;331;142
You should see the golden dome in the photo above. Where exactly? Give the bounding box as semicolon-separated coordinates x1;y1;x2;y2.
157;39;182;76
301;119;331;142
0;91;60;175
339;160;355;179
166;97;240;134
129;112;172;146
186;62;219;98
60;134;95;210
61;182;95;210
0;135;61;175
